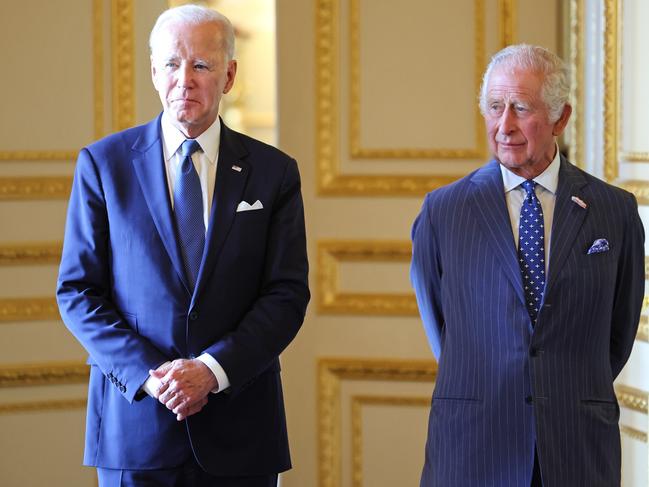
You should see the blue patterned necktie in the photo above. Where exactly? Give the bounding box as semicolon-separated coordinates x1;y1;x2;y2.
518;180;546;326
174;139;205;290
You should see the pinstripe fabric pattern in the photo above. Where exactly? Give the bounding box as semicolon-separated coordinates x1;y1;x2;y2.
411;157;645;487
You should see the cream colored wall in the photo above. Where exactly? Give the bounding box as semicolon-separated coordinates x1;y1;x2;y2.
277;1;560;486
1;1;646;486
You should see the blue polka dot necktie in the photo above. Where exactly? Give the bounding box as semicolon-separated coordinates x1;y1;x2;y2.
174;139;205;290
518;180;545;326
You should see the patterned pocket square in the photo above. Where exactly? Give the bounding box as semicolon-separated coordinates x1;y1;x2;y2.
236;200;264;212
587;238;609;254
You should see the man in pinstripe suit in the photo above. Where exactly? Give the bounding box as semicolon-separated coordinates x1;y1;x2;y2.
411;44;644;486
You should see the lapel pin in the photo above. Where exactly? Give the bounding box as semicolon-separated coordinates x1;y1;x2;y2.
571;196;587;209
231;165;242;172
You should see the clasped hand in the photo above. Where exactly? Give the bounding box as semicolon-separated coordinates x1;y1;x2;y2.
149;359;218;421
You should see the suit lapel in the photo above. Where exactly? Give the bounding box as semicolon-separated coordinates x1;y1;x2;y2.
544;157;588;296
469;160;526;305
194;121;250;301
131;116;190;292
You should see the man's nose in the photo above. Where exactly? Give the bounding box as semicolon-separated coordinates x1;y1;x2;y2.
176;63;194;88
498;106;517;135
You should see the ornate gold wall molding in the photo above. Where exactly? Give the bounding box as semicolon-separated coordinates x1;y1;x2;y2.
616;384;648;414
317;240;416;315
0;150;78;162
603;0;619;182
348;0;486;160
351;395;429;487
499;0;516;47
620;425;647;443
318;358;436;487
568;0;584;167
616;180;649;205
316;0;521;195
0;361;88;388
94;0;105;139
637;315;648;343
621;152;649;162
111;0;135;132
0;297;60;323
0;398;86;415
0;243;62;265
0;177;72;200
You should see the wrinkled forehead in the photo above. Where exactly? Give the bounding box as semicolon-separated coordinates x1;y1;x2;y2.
486;67;544;101
151;20;225;59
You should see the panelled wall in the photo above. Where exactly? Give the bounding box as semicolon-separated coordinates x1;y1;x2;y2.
0;1;647;486
277;0;649;486
0;1;165;485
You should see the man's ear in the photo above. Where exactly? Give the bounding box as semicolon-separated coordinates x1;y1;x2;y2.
552;104;572;136
223;59;237;94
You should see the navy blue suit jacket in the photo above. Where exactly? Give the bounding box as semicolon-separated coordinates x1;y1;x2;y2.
411;158;644;486
57;116;310;475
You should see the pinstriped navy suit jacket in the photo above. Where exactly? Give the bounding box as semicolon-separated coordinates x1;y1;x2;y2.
411;157;644;487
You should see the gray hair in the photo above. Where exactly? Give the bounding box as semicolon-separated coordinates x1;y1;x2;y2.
149;4;235;61
479;44;569;122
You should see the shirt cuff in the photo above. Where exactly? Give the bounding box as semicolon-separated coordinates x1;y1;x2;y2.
141;361;171;398
196;353;230;393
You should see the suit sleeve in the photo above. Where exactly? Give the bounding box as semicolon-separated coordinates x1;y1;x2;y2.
410;193;445;359
609;192;645;378
202;157;310;388
56;149;169;403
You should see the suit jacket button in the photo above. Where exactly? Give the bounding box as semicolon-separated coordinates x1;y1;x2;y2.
525;396;533;404
120;385;126;393
189;311;198;321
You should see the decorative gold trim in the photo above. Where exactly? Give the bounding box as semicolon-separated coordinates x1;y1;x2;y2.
317;240;416;315
348;0;486;160
315;0;499;195
637;315;648;343
111;0;135;131
499;0;516;47
620;425;647;443
0;398;86;414
615;384;648;414
603;0;619;182
0;362;89;388
318;358;436;487
0;151;78;162
616;180;649;205
620;152;649;162
568;0;584;167
0;177;72;200
94;0;105;139
0;297;60;323
0;243;62;265
645;256;649;277
351;395;430;487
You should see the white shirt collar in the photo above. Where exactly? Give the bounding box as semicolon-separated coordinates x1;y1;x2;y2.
500;145;561;194
160;112;221;164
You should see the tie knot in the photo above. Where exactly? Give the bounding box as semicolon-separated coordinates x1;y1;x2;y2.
521;179;536;194
180;139;201;158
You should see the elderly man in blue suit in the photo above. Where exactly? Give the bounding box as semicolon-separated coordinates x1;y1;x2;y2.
57;5;309;486
411;44;644;487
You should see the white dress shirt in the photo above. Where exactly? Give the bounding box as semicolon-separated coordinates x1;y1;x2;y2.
142;113;230;397
500;146;561;272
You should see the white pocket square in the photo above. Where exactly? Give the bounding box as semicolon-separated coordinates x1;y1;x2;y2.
236;200;264;212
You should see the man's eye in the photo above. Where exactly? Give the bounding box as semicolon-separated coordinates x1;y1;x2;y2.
489;103;503;113
194;64;208;71
165;62;178;69
514;104;528;112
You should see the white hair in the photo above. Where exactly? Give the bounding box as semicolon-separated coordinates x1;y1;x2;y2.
149;4;235;60
479;44;570;122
